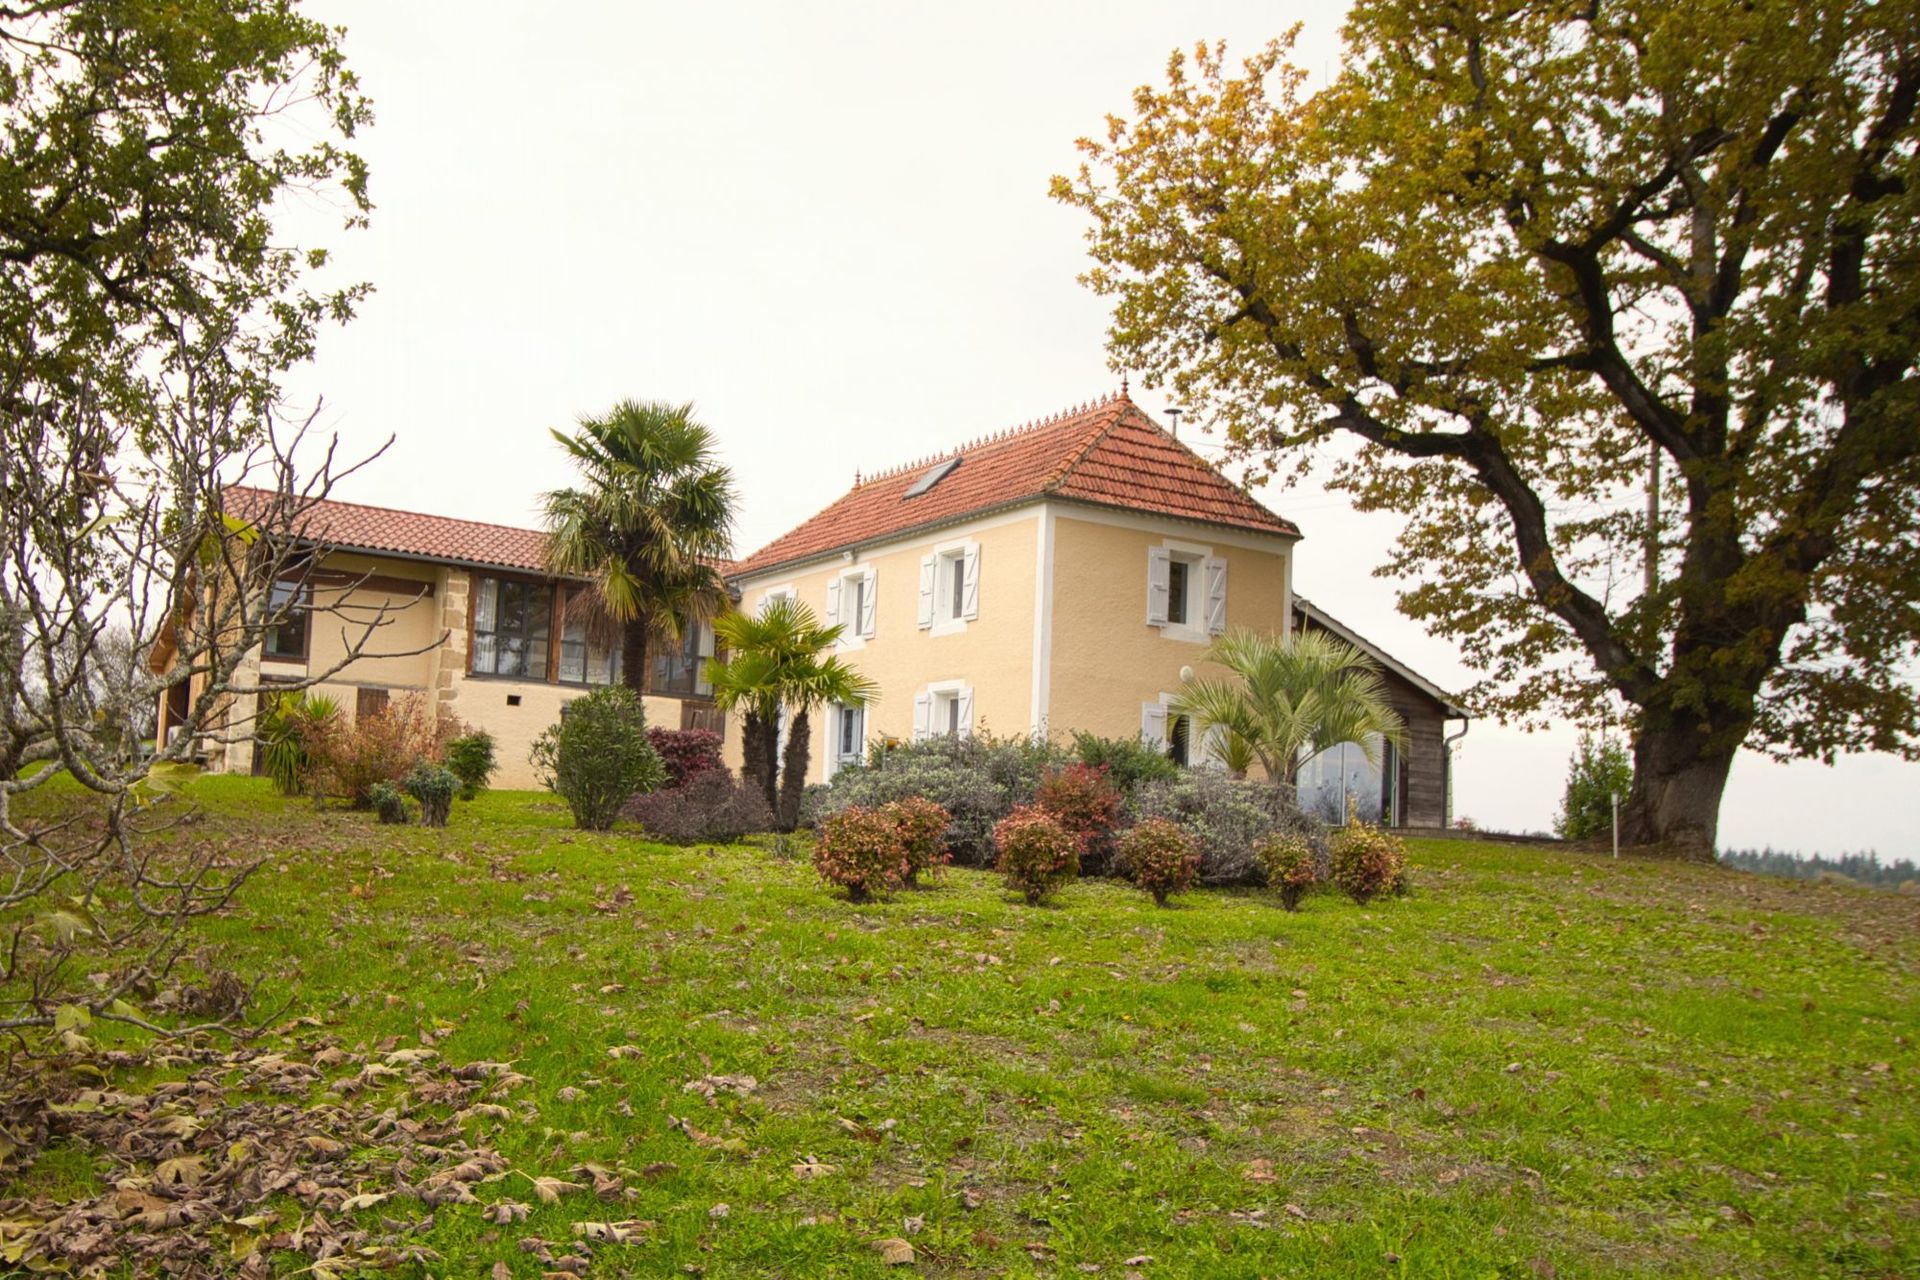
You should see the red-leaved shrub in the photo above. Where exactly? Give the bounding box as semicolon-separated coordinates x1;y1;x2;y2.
993;806;1080;905
624;769;772;844
814;805;909;902
1120;818;1202;906
1329;819;1408;904
1033;763;1124;872
885;796;951;885
1257;832;1319;911
307;692;456;809
647;727;725;789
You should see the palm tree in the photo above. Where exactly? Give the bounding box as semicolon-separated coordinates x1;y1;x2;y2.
1170;628;1405;788
543;400;735;693
708;598;877;831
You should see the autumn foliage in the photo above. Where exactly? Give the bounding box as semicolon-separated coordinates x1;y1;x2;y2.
814;805;911;902
1034;763;1125;873
1328;818;1409;905
1257;832;1320;911
886;796;952;885
993;806;1080;905
1119;818;1202;907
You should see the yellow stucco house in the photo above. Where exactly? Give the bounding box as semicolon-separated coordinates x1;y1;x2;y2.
170;391;1467;824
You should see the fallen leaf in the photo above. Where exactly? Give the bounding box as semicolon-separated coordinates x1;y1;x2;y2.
530;1176;586;1204
874;1237;915;1265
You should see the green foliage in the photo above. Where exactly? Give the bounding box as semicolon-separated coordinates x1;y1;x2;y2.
1258;832;1321;911
1131;771;1327;885
1068;731;1180;793
404;764;459;829
808;733;1062;866
1034;763;1125;874
813;805;909;902
257;693;340;797
993;806;1080;905
1329;816;1410;905
1119;818;1203;906
305;694;453;810
1170;630;1405;782
443;731;498;801
368;782;409;826
530;687;665;831
1721;847;1918;889
1555;733;1633;840
543;400;736;690
1053;3;1920;850
885;796;952;885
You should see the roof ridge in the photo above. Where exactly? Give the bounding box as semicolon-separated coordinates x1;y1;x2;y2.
855;390;1128;487
1040;399;1137;493
224;484;547;539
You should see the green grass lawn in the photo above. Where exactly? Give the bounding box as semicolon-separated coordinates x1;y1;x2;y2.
11;774;1919;1277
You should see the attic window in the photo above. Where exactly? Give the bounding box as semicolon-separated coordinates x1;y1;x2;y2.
903;455;961;498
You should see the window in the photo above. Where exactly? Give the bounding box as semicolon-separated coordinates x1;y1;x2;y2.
356;687;390;720
1166;559;1190;626
919;542;978;631
829;568;876;642
913;683;973;741
650;623;710;696
263;579;310;660
834;703;865;765
472;576;552;679
1167;713;1191;766
849;576;867;631
1296;735;1396;825
948;553;966;620
558;589;623;686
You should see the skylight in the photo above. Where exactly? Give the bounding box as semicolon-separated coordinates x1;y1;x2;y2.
903;455;962;498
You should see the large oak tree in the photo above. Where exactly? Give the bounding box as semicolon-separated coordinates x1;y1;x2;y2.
1055;0;1918;855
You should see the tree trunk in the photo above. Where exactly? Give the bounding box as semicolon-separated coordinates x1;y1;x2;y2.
776;706;811;833
1618;725;1737;859
620;615;648;694
740;711;777;815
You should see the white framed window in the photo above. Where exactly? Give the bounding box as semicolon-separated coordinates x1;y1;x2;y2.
826;566;878;646
757;585;797;616
912;680;974;741
826;701;867;779
1147;541;1226;643
918;539;979;634
1142;693;1227;770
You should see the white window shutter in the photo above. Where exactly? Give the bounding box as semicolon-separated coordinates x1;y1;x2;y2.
1205;556;1228;634
695;623;715;696
912;692;932;741
860;569;878;638
1141;701;1168;749
961;544;980;620
825;576;842;628
1146;547;1171;625
956;687;975;739
917;556;936;628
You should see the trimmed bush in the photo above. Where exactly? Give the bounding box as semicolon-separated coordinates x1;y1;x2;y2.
1069;730;1180;794
1119;818;1202;906
994;806;1080;905
405;763;459;828
368;781;410;825
1258;832;1319;911
1130;771;1327;885
1329;818;1409;904
814;804;909;902
648;727;725;790
258;691;340;797
306;692;456;809
530;686;666;831
444;730;498;801
623;769;773;844
1034;763;1125;874
886;796;951;885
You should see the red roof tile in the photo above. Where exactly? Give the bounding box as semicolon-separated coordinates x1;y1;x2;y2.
223;487;743;579
733;394;1297;577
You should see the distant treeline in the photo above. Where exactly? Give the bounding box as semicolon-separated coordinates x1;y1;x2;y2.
1720;847;1919;889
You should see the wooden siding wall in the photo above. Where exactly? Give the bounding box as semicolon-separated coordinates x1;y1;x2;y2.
1382;673;1449;828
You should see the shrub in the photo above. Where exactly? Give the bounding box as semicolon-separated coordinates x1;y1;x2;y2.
444;729;498;800
1329;817;1409;904
405;763;459;828
1258;832;1319;911
886;796;951;885
648;727;725;789
307;692;456;808
1070;730;1180;794
258;691;340;797
368;781;410;825
1554;732;1632;839
994;806;1080;905
1119;818;1202;906
1131;771;1327;885
814;804;909;902
530;686;666;831
810;759;1010;865
623;769;773;844
1034;763;1125;874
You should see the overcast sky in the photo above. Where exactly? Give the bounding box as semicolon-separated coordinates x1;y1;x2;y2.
281;1;1918;858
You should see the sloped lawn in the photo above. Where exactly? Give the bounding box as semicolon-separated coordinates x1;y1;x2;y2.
9;775;1917;1277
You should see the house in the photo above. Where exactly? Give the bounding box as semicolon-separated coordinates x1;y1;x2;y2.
727;390;1467;828
161;490;727;790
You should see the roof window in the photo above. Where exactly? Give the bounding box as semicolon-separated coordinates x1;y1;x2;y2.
903;455;962;498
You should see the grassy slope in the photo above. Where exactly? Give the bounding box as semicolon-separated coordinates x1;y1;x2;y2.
43;776;1920;1277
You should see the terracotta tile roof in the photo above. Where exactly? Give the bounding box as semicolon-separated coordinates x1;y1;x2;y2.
222;486;741;578
733;393;1298;578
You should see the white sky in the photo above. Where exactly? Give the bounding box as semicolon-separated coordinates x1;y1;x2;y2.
282;1;1918;858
